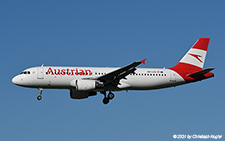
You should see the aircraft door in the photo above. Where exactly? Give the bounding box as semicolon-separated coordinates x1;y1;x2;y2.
37;66;44;79
170;71;176;82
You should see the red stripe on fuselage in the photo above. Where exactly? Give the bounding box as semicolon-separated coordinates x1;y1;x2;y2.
170;62;213;83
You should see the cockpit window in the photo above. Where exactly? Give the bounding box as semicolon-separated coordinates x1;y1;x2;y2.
21;71;31;74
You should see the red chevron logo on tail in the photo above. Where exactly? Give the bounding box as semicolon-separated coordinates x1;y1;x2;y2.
188;53;203;63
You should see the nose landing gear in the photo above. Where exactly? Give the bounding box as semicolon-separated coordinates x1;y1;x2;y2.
37;88;43;100
101;91;115;105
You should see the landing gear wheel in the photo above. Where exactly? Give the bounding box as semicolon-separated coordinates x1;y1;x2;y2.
108;92;115;100
102;98;109;104
37;95;42;100
37;88;43;101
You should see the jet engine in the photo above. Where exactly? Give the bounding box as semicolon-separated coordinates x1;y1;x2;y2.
70;90;97;99
70;79;104;91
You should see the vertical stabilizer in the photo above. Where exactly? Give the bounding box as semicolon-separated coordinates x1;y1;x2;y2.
170;38;213;83
171;38;210;72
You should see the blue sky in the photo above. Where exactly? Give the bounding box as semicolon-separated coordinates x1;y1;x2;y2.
0;0;224;140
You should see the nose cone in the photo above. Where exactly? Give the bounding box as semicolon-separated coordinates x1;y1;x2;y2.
12;75;20;85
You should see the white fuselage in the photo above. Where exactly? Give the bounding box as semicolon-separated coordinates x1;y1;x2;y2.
11;38;214;104
12;66;185;91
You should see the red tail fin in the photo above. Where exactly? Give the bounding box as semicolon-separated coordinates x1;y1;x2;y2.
171;38;210;72
170;38;212;82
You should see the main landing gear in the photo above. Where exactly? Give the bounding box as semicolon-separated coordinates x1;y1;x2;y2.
37;88;43;100
101;91;115;105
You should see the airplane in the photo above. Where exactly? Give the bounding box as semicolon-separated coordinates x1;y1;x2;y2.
12;38;214;104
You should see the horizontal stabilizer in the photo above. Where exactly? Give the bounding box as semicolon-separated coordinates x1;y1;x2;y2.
187;68;214;77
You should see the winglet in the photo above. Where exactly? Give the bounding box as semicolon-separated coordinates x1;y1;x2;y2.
140;59;147;64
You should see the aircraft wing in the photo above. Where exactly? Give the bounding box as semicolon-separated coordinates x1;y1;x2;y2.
96;59;146;86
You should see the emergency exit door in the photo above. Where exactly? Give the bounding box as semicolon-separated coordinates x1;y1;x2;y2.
170;71;176;82
37;67;44;79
